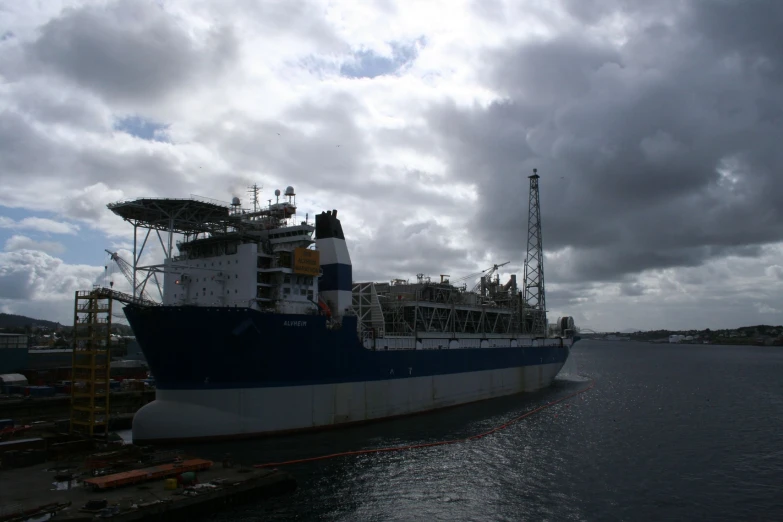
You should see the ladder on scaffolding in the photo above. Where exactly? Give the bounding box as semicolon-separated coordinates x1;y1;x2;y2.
70;290;113;439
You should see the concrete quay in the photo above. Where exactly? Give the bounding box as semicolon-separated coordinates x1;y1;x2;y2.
0;451;296;522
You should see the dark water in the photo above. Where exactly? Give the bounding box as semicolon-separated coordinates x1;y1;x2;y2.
176;341;783;521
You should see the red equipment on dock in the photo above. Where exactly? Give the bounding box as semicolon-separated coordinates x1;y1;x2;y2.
0;424;32;438
82;458;213;490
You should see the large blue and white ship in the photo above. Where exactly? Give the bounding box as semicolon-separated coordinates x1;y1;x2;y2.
110;177;579;443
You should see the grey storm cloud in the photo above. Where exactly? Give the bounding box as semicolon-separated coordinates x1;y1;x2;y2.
0;108;188;209
26;0;238;105
0;110;62;179
349;219;476;283
11;84;108;130
205;93;371;183
198;92;469;215
428;0;783;283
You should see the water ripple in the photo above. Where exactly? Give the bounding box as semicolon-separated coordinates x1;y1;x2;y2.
198;342;783;521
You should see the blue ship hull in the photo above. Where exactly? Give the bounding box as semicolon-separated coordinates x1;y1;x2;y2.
123;305;571;388
123;305;575;442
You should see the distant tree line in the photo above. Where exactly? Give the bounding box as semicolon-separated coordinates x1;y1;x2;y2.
623;325;783;345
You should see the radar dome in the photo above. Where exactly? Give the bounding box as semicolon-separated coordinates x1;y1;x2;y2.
274;189;281;197
285;186;295;196
231;196;240;206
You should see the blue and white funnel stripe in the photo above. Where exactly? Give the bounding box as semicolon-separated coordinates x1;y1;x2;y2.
315;210;352;316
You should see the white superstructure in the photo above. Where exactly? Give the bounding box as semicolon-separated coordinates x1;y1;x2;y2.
160;187;322;316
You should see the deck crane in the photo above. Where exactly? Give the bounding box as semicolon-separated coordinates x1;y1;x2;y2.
470;261;510;294
105;249;159;303
452;262;509;286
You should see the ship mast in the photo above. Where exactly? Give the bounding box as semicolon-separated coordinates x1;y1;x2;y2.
248;183;261;213
523;169;547;336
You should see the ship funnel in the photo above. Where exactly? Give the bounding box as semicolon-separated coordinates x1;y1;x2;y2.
315;210;351;317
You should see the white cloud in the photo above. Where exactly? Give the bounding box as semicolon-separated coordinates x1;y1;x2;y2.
755;303;781;315
765;265;783;281
547;243;783;331
0;249;104;323
0;250;101;299
0;216;79;235
4;234;65;255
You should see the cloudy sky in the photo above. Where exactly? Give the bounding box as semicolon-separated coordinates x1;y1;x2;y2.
1;0;782;332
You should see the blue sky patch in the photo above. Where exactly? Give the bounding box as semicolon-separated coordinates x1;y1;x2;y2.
0;206;38;222
298;55;340;78
114;116;170;142
340;38;425;79
0;205;114;266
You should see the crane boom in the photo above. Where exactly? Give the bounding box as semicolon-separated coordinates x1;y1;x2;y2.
470;261;510;293
105;249;155;302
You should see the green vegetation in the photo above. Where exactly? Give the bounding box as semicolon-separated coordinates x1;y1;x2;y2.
618;325;783;345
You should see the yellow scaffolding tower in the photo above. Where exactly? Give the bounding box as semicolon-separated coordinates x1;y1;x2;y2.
70;290;112;439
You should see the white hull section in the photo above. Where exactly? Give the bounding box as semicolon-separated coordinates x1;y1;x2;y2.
132;361;566;442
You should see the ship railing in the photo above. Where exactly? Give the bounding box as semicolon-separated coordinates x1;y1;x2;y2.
189;194;234;207
108;195;232;208
368;336;566;351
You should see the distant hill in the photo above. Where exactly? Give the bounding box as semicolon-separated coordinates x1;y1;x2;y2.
620;328;642;334
0;313;62;330
0;313;135;336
